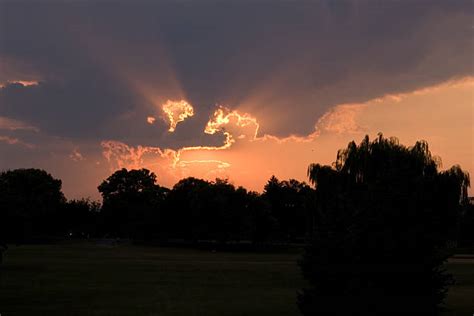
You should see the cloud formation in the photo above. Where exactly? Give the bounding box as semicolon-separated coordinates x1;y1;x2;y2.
99;78;474;193
162;100;194;132
1;1;472;138
0;0;472;198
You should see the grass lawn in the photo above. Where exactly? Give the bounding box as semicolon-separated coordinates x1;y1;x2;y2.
0;243;473;315
443;256;474;316
0;243;304;316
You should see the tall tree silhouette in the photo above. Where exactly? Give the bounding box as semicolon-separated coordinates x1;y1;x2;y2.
98;168;168;239
299;134;470;316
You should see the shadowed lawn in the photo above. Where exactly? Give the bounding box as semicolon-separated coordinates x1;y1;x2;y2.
444;256;474;316
0;243;304;316
0;243;472;315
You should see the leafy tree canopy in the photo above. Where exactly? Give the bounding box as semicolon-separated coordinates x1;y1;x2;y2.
97;168;168;238
299;134;470;316
0;168;65;242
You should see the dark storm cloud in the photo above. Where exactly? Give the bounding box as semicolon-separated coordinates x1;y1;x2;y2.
0;79;139;138
0;0;472;144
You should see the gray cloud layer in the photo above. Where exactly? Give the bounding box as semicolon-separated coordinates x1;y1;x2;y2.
0;0;472;146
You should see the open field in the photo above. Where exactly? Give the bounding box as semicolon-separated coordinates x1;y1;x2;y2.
1;243;473;316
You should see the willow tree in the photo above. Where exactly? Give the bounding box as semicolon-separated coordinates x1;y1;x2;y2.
299;134;470;316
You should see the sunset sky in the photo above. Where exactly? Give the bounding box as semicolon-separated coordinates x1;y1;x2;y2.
0;0;472;199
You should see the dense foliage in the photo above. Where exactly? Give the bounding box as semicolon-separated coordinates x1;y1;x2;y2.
299;134;470;316
0;168;313;246
98;168;168;240
0;169;65;243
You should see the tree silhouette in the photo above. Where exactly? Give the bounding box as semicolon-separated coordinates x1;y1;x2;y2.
98;168;168;239
459;199;474;247
164;177;211;242
0;169;65;243
299;134;470;316
164;177;254;244
246;190;276;245
63;199;100;239
263;176;314;242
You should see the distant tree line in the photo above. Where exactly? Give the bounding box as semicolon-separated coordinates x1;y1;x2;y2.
0;140;472;251
0;168;316;246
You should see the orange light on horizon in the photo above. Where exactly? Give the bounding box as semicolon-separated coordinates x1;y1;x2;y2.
100;77;474;196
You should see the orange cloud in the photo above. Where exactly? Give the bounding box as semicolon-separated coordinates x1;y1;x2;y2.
101;107;258;183
205;106;259;138
0;80;39;88
102;102;322;187
146;116;156;124
204;106;314;145
162;99;194;132
315;104;368;135
101;140;176;170
101;140;232;187
101;77;474;193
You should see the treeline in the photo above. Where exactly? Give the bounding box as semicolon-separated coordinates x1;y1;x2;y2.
0;168;316;245
1;135;473;315
1;163;473;248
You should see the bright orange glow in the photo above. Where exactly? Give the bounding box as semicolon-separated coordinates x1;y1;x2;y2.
205;106;259;138
100;77;473;194
10;80;39;86
174;106;263;163
101;140;176;170
315;104;368;135
146;116;156;124
176;160;231;169
0;80;39;88
162;100;194;132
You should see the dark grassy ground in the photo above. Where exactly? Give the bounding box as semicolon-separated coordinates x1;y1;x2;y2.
444;256;474;315
0;243;473;316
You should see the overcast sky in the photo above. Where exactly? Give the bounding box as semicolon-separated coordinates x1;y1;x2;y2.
0;0;472;199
